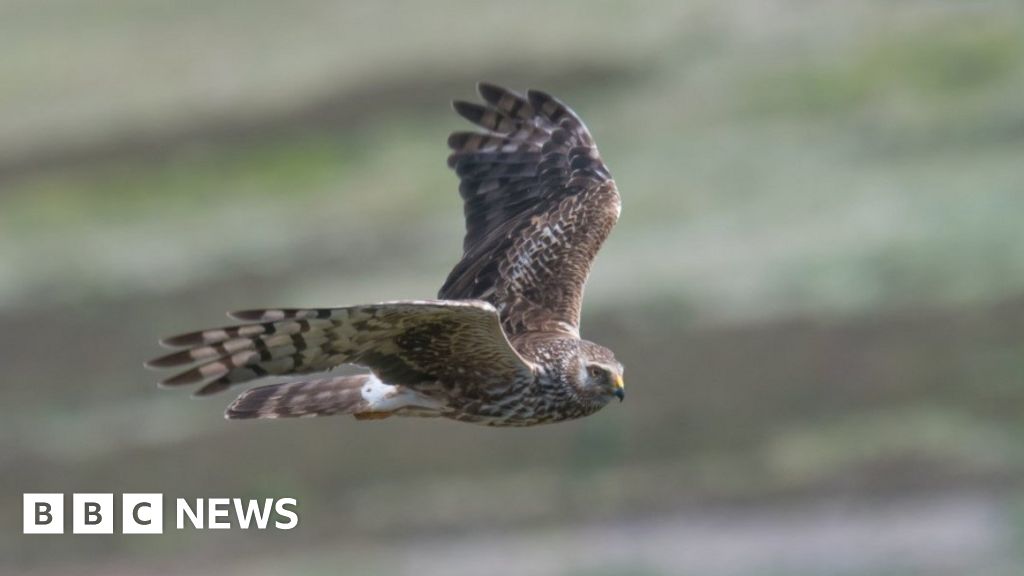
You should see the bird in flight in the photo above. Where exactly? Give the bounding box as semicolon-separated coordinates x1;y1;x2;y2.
147;83;624;427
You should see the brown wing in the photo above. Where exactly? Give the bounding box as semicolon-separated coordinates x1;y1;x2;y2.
146;300;534;396
440;83;620;336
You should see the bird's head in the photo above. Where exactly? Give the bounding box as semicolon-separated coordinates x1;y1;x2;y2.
575;341;625;405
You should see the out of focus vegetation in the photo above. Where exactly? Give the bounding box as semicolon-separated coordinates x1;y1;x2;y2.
2;1;1024;575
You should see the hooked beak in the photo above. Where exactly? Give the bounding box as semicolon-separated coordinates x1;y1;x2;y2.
612;374;625;402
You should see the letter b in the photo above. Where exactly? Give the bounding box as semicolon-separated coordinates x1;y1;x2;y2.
85;502;102;525
24;494;64;534
37;502;53;525
73;494;113;534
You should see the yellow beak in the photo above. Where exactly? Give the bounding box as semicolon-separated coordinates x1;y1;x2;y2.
612;374;625;402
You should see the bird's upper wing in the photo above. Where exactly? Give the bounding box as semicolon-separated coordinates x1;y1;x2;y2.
440;83;620;337
147;300;534;396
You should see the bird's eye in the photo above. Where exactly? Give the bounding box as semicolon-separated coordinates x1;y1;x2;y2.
587;366;602;379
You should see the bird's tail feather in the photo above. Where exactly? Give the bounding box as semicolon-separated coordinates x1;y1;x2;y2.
225;374;374;420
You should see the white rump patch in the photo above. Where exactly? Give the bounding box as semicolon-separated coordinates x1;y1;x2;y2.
360;374;398;405
360;374;446;412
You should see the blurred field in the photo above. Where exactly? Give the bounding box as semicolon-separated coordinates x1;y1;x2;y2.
3;1;1024;575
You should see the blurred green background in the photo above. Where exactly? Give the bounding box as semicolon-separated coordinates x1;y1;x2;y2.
3;1;1024;574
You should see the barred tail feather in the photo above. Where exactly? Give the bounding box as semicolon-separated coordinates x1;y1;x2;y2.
225;374;373;420
224;373;446;421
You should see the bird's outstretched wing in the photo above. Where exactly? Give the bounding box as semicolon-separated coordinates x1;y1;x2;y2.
146;300;533;396
441;83;620;337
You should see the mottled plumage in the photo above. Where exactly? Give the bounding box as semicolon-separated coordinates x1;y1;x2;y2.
147;83;624;426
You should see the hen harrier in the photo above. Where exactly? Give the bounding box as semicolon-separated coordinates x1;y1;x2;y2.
147;83;624;427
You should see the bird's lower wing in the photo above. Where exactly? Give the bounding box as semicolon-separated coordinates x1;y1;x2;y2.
147;299;534;396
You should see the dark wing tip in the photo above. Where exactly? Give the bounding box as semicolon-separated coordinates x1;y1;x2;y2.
145;349;191;369
452;100;485;124
227;309;266;321
447;131;474;150
160;332;199;348
525;88;552;110
477;82;507;104
158;368;204;387
527;89;576;123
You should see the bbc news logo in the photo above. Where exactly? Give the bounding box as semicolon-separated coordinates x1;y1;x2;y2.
23;494;298;534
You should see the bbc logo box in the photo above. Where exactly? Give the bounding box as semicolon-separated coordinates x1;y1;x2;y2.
23;494;64;534
23;493;163;534
122;493;163;534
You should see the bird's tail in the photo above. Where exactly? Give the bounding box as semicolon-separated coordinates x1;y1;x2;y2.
225;373;444;421
226;374;373;420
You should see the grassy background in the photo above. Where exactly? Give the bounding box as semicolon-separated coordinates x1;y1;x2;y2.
2;1;1024;574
